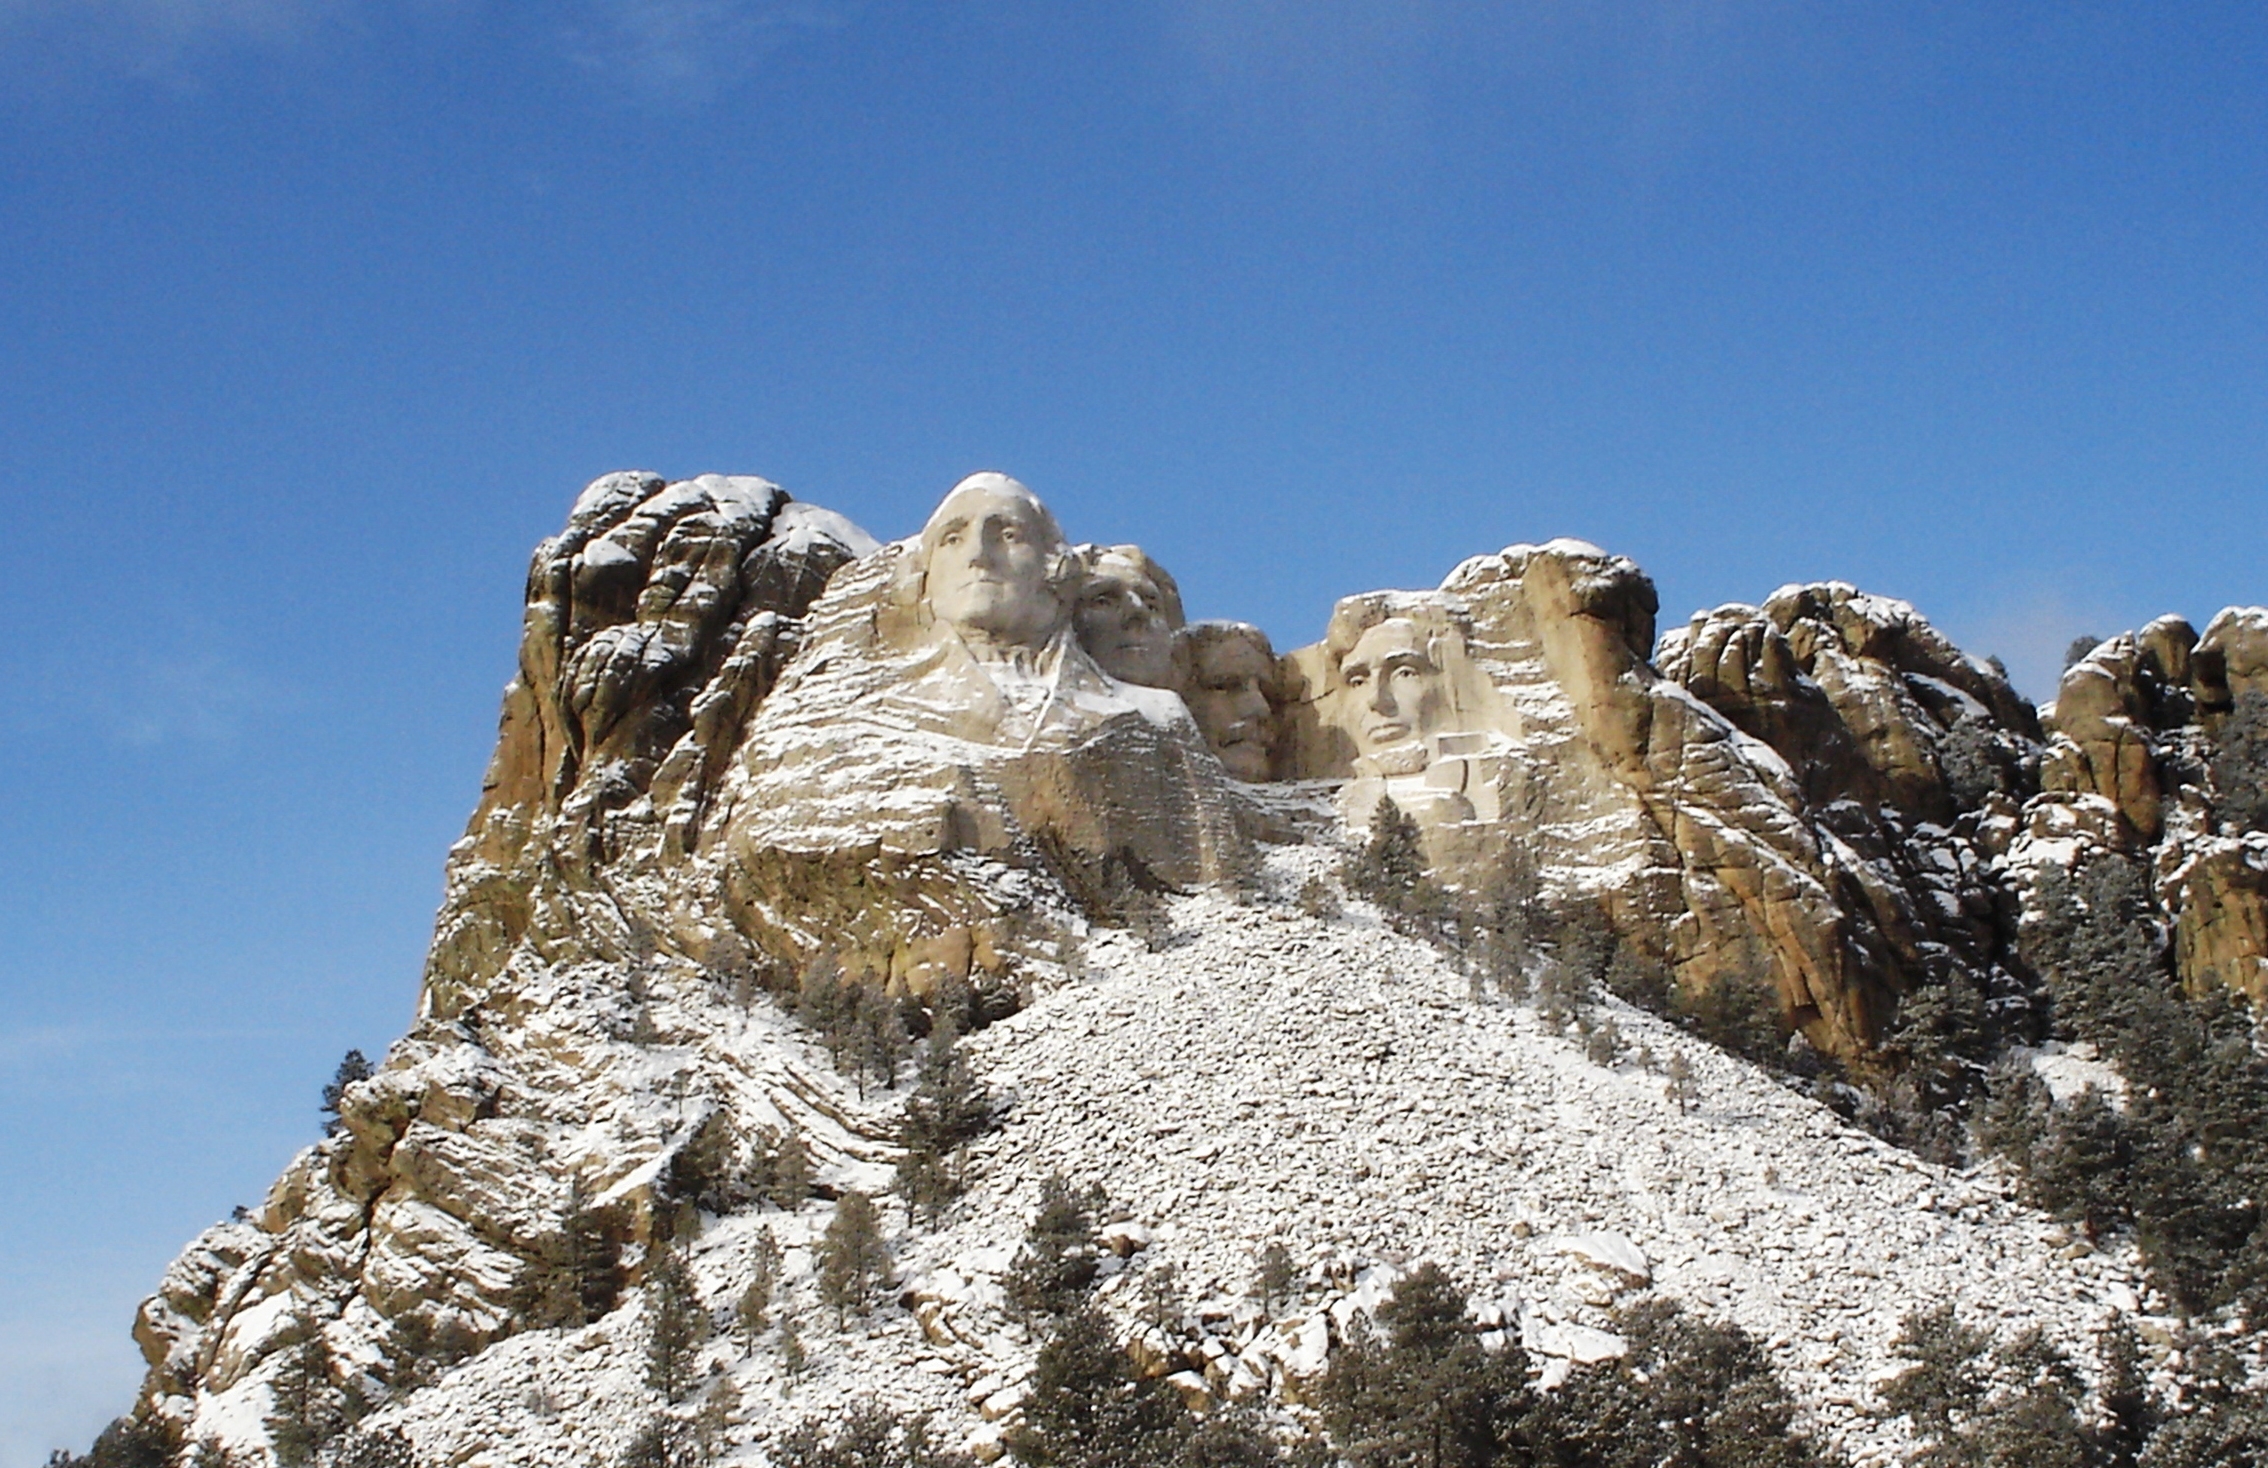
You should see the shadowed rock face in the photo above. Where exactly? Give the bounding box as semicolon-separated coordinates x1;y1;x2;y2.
2020;608;2268;1006
1176;620;1283;782
1280;551;2057;1063
428;473;878;1015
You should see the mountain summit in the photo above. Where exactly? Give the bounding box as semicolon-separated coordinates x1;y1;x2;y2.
91;471;2268;1467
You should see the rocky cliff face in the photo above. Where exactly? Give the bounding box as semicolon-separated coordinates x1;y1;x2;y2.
112;470;2268;1467
2020;608;2268;1006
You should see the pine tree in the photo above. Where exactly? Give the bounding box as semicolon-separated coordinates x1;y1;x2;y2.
1005;1175;1107;1319
896;1023;993;1226
1534;960;1580;1037
737;1226;781;1350
320;1050;374;1137
667;1110;753;1217
1315;1262;1532;1468
767;1130;815;1212
645;1241;708;1404
1346;797;1451;940
2091;1319;2157;1467
1673;962;1784;1068
1007;1306;1192;1468
49;1415;177;1468
2011;854;2268;1314
1537;1299;1824;1468
266;1317;344;1467
621;1416;678;1468
1253;1242;1298;1318
515;1187;629;1330
1665;1053;1699;1115
778;1316;808;1379
2132;1338;2268;1468
772;1406;978;1468
1880;1305;1991;1459
818;1189;892;1320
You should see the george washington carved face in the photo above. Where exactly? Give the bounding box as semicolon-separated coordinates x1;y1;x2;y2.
919;473;1071;653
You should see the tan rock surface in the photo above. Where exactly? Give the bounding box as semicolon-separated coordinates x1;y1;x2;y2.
1282;543;1930;1061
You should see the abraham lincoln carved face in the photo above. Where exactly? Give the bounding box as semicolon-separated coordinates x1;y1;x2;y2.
1337;615;1454;777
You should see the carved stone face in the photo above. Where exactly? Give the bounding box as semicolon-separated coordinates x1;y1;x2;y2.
1184;628;1277;782
1340;617;1449;776
921;477;1065;651
1075;550;1180;688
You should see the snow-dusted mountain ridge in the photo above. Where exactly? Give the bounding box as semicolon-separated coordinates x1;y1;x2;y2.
104;471;2268;1466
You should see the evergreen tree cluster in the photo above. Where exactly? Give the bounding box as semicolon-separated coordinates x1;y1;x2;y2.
1980;856;2268;1316
513;1188;632;1330
2212;690;2268;834
1875;1305;2268;1468
895;1019;997;1226
1345;799;1457;944
795;963;921;1099
661;1111;821;1219
1004;1262;1839;1468
753;962;1017;1103
44;1415;176;1468
1004;1175;1111;1320
773;1406;977;1468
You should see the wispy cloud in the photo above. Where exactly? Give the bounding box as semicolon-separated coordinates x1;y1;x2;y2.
0;0;859;98
96;641;274;748
0;0;349;77
0;1023;84;1076
1945;586;2134;707
1160;0;1836;176
1164;0;1447;161
560;0;862;103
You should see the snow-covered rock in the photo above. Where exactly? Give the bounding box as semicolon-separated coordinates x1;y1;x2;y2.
103;469;2268;1467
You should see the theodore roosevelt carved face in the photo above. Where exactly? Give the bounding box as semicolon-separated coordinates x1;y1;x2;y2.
919;473;1072;655
1074;546;1183;688
1178;621;1278;782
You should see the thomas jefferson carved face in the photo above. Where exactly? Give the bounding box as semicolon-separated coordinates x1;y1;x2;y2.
1075;547;1182;688
920;474;1068;652
1180;623;1277;782
1340;617;1450;777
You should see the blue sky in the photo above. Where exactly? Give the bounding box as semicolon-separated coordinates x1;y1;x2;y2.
1;0;2263;1459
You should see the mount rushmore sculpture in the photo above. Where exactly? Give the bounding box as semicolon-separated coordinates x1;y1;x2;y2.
413;465;2268;1080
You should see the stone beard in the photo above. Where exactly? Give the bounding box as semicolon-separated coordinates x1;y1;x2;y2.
1339;615;1453;778
919;472;1076;663
1073;545;1183;689
1178;621;1279;782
